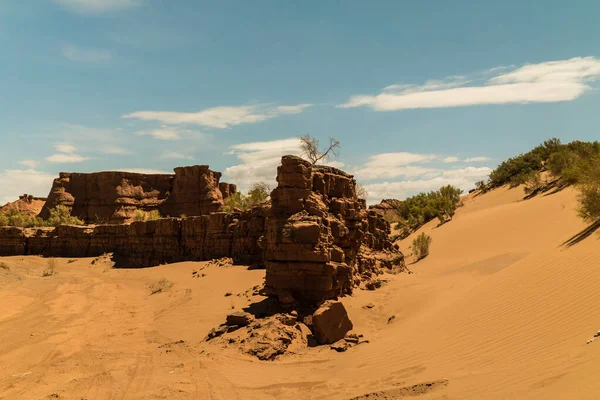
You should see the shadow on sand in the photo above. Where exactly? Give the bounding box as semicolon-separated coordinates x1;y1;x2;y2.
562;220;600;248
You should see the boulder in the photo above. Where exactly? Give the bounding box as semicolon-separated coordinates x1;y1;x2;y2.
311;301;353;345
226;311;254;327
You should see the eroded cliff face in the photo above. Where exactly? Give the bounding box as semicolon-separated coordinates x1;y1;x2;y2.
39;167;235;223
264;156;404;305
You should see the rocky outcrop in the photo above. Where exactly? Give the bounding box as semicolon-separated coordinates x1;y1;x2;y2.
0;209;266;267
369;199;402;221
264;156;404;305
160;166;228;218
0;195;47;217
39;167;236;224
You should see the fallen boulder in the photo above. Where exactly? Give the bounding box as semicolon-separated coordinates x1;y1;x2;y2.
311;300;353;344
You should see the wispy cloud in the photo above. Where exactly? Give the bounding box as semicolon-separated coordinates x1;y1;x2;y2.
339;57;600;110
160;151;193;160
136;127;185;141
53;0;142;15
46;143;90;163
123;104;312;129
19;160;39;169
443;156;490;163
61;44;112;63
352;152;438;180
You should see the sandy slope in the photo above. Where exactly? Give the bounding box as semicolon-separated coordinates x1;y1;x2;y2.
1;185;599;399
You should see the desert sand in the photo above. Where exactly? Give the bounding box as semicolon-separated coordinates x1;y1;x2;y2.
1;185;599;399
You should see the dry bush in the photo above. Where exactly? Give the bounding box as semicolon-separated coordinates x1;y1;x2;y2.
412;233;432;261
42;258;56;277
149;278;174;295
524;171;543;195
0;262;9;271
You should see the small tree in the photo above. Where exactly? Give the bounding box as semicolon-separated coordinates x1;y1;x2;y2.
356;183;368;200
475;180;488;193
299;134;340;165
412;232;432;261
223;183;270;213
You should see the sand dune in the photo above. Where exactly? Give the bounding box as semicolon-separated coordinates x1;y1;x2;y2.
1;185;599;399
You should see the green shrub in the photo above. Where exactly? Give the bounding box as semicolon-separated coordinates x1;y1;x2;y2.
223;182;270;212
132;209;146;222
576;158;600;223
46;205;84;227
524;171;543;195
395;184;463;234
146;210;162;221
0;206;82;228
131;209;162;222
475;180;488;193
412;232;432;261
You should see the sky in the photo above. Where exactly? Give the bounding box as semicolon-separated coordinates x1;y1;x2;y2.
1;0;599;205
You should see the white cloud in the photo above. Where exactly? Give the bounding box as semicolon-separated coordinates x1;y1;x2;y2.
55;143;77;154
443;156;489;163
223;138;304;192
339;57;600;110
53;0;141;14
61;44;112;63
99;145;130;155
352;152;438;180
0;169;55;205
136;127;184;140
19;160;39;169
123;103;312;129
46;153;89;163
442;156;460;163
46;143;90;163
463;156;490;162
363;166;492;205
160;151;193;160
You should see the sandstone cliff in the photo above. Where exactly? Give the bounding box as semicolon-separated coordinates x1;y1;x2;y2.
39;166;235;223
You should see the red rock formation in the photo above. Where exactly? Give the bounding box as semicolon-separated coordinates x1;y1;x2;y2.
2;157;403;297
160;166;226;217
369;199;402;221
39;167;236;223
264;156;404;305
0;195;47;217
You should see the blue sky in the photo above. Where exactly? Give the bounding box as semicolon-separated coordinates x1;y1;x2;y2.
1;0;599;204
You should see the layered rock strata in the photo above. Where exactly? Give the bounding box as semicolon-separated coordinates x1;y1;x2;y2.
39;166;234;224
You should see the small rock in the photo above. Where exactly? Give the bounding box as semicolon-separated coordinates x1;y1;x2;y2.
226;311;254;327
363;303;375;310
586;338;595;345
227;325;240;332
387;315;396;324
278;313;297;326
296;322;317;347
206;325;228;340
224;292;232;297
594;331;600;338
330;339;351;352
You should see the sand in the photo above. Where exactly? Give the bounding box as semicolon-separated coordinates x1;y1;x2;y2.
1;185;599;399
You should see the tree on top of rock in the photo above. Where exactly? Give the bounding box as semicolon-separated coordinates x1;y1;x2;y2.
299;134;340;165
